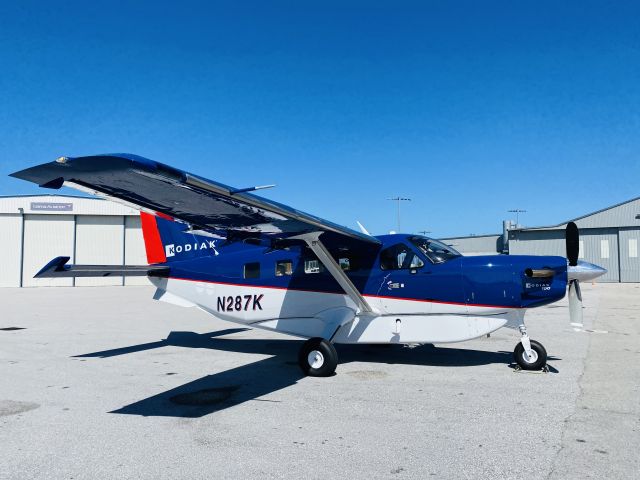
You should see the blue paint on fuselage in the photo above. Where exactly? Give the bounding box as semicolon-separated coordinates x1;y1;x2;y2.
158;218;568;309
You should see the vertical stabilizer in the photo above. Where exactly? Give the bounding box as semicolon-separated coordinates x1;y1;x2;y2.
139;212;221;264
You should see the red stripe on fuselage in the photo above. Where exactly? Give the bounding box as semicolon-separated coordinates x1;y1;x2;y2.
166;276;520;310
140;212;167;264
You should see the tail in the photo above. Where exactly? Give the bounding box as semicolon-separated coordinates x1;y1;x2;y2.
140;212;221;264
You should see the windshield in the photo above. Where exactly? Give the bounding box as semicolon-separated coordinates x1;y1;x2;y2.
409;236;461;264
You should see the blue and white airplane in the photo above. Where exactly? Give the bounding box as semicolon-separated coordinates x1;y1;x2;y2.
11;154;606;376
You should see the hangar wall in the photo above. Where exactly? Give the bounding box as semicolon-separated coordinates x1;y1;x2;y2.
0;195;150;288
509;228;622;283
3;194;639;286
441;234;502;256
440;197;640;283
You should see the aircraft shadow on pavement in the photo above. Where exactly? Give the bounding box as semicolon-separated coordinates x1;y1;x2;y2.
75;330;557;418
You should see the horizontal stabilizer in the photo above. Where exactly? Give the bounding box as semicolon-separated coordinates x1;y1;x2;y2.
34;256;169;278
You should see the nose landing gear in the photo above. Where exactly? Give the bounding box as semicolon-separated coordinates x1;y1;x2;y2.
514;325;547;370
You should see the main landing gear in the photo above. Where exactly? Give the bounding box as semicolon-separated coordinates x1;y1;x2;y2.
514;325;547;370
298;337;338;377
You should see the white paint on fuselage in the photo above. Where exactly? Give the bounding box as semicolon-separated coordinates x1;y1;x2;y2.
332;314;508;344
151;277;518;344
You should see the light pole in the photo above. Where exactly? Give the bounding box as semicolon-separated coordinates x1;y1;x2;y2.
387;197;411;232
419;230;431;236
508;209;527;227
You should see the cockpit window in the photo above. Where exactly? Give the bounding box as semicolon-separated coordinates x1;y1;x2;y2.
380;243;425;270
409;236;461;264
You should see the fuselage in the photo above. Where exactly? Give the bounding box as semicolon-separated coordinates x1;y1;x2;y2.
162;236;569;311
150;226;569;344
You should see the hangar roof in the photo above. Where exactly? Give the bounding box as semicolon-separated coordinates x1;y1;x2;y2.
0;194;140;216
514;196;640;231
441;196;640;242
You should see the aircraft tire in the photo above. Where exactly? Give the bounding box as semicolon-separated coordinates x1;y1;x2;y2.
514;339;547;370
298;338;338;377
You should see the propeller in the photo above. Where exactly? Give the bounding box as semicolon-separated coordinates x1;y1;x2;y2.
565;222;582;327
566;221;579;267
566;221;583;326
568;273;583;326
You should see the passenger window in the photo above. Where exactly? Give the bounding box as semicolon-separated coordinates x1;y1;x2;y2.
304;259;324;274
275;260;293;276
338;258;351;271
380;244;424;270
244;262;260;279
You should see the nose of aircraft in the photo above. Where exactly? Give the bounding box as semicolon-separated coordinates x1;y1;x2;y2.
567;260;607;282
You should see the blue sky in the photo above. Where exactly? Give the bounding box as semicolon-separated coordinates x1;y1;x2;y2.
1;1;639;237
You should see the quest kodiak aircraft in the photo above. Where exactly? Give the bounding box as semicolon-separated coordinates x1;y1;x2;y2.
11;154;606;376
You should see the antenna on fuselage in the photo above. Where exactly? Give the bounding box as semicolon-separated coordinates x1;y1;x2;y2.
387;196;411;232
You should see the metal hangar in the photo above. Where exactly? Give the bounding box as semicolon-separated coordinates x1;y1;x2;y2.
0;195;148;287
441;196;640;282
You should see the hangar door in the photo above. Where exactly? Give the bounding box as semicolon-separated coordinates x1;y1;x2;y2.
619;228;640;282
22;214;74;287
75;216;124;286
124;216;151;286
0;214;22;287
580;229;619;283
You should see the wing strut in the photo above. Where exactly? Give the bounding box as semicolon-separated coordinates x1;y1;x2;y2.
291;232;377;315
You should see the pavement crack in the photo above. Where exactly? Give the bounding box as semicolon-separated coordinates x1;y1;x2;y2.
544;295;600;480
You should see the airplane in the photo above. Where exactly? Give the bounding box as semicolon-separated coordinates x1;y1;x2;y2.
11;154;607;377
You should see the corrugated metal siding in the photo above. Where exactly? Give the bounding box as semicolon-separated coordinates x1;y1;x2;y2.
508;230;566;256
440;235;501;255
509;228;620;282
581;229;619;282
75;216;125;286
572;198;640;229
520;198;640;231
22;214;74;287
619;228;640;282
0;215;22;287
0;195;156;288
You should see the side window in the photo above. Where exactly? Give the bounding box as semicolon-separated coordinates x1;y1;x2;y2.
244;262;260;279
304;259;324;274
275;260;293;276
338;258;351;271
380;244;424;270
409;255;424;268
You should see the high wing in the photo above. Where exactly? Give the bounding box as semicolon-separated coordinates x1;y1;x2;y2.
11;154;380;249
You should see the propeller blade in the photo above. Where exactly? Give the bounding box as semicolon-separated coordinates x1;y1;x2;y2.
568;279;583;326
566;221;579;266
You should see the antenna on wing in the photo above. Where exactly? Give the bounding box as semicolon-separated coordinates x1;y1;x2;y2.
229;184;276;195
356;221;371;236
